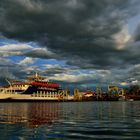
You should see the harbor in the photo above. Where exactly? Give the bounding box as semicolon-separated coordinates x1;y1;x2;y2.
0;73;140;102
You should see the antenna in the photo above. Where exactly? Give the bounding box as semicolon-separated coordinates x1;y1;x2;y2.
35;72;38;77
6;79;11;87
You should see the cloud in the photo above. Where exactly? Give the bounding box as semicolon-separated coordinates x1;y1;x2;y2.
128;64;140;82
0;58;23;81
0;0;140;86
134;22;140;41
0;43;33;56
0;57;38;84
0;58;14;67
112;26;131;50
0;43;32;51
41;64;113;85
131;80;139;84
24;47;58;59
18;57;35;65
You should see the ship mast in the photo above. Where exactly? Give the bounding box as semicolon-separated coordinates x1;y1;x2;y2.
27;72;46;81
5;79;12;87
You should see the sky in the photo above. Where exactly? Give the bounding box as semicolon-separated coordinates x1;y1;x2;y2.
0;0;140;89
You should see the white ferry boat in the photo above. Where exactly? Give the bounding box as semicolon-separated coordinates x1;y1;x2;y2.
0;73;73;101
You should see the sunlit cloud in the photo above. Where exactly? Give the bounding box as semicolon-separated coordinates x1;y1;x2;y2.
0;43;33;56
18;57;35;66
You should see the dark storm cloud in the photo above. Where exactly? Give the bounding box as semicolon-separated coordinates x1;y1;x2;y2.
0;0;139;66
1;0;140;85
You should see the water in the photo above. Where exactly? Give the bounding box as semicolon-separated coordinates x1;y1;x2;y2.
0;101;140;140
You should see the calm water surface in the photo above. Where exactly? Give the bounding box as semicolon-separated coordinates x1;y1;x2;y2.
0;101;140;140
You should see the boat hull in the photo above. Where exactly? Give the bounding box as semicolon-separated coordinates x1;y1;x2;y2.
0;93;73;101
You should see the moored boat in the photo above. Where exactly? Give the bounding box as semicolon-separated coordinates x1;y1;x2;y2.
0;73;72;101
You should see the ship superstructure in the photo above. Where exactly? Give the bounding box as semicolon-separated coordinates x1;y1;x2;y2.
22;73;64;100
0;80;29;94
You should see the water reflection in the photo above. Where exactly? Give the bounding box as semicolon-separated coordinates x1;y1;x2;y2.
0;102;140;139
0;102;60;128
0;102;136;125
59;102;129;121
0;102;140;127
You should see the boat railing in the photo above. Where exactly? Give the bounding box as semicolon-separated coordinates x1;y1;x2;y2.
0;87;17;94
0;88;8;94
